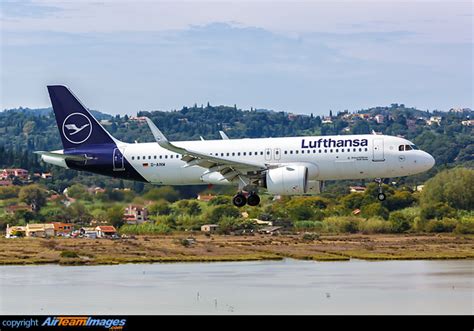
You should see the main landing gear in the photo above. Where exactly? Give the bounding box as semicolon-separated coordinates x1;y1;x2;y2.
375;178;386;201
233;192;260;207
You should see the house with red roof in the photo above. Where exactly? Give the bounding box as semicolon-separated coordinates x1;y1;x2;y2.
95;226;117;238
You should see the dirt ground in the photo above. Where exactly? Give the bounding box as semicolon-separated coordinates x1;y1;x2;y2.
0;233;473;265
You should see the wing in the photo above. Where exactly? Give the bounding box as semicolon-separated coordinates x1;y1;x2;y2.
144;117;268;183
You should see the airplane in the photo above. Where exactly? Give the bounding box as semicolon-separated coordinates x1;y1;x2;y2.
36;85;435;207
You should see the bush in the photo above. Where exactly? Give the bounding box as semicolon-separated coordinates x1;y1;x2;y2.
294;221;323;231
302;233;320;241
420;202;457;220
389;211;412;233
454;216;474;234
208;196;231;206
60;250;79;258
323;216;360;233
119;223;172;235
359;218;392;234
425;219;457;233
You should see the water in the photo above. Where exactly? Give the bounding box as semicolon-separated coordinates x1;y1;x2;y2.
0;259;472;315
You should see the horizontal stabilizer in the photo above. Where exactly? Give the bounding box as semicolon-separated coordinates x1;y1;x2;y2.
34;151;88;161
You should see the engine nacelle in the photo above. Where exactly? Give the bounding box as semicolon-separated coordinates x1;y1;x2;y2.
265;165;308;195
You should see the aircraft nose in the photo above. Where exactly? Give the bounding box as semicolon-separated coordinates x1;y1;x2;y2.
422;151;435;171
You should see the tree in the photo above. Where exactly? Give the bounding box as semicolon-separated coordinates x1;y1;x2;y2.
144;186;179;202
67;202;93;224
0;186;20;199
66;184;89;200
19;184;47;212
420;202;456;220
208;205;240;223
106;205;125;228
361;202;389;220
421;167;474;210
385;191;415;211
148;200;172;216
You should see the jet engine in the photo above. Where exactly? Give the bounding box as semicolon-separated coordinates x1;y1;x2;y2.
264;165;324;195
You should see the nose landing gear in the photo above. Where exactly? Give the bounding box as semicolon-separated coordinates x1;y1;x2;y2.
375;178;386;201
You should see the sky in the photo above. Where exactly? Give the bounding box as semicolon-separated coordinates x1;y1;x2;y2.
1;0;472;115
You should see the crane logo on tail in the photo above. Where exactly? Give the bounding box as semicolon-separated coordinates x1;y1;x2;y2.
62;112;92;144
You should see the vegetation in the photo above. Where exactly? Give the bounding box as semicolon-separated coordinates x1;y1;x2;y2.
0;105;472;239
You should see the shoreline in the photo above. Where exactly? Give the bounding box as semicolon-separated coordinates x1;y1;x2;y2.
0;233;473;266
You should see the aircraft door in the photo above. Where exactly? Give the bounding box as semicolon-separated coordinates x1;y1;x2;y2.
274;148;281;161
265;148;272;161
372;138;385;162
113;147;125;171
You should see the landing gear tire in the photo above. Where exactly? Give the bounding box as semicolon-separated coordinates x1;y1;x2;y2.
377;193;386;201
232;193;247;207
247;193;260;206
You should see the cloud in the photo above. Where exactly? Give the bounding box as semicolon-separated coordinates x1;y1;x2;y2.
1;0;62;18
1;2;472;113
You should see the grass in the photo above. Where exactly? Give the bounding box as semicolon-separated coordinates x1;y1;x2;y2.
0;233;472;265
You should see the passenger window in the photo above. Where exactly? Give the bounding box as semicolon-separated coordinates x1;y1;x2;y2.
260;151;263;155
296;151;299;154
132;156;135;160
365;148;368;152
290;151;293;154
399;145;405;151
341;149;344;153
160;155;162;159
137;156;140;160
143;156;146;159
243;152;246;156
359;148;362;152
232;152;235;156
335;149;338;153
330;149;333;153
324;150;327;153
353;148;356;152
319;150;322;153
275;151;279;155
154;155;157;159
313;150;316;153
148;156;151;159
284;151;287;155
165;155;168;159
249;152;252;156
237;152;241;156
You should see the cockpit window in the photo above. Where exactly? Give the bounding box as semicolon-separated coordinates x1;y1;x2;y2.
399;145;405;151
405;145;413;151
411;145;419;150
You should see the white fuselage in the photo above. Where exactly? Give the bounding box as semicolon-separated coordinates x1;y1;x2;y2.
112;134;434;185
